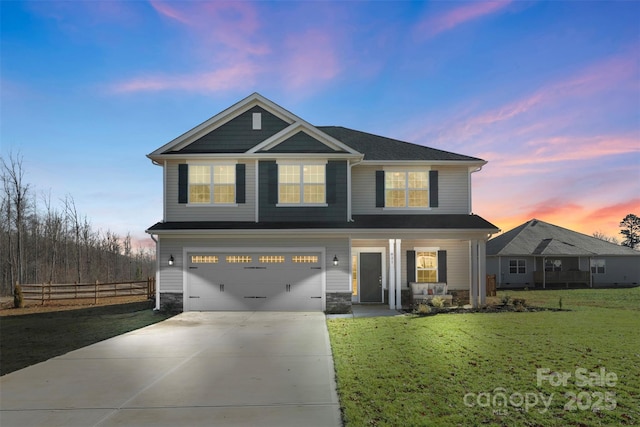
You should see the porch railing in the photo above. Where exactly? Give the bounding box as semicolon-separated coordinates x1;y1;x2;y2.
533;270;590;285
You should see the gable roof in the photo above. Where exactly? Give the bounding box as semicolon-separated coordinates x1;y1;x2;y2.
318;126;484;162
148;93;485;164
487;219;639;257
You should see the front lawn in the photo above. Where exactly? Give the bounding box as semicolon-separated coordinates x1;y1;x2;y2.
327;288;640;426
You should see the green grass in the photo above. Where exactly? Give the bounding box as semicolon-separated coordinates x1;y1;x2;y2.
0;302;174;376
328;288;640;426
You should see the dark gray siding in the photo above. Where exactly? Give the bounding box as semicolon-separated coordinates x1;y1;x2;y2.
174;106;289;153
265;131;340;153
258;160;348;222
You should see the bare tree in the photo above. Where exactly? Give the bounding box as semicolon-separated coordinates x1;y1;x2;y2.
592;231;619;245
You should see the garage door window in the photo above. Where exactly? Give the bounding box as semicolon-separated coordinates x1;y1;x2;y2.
260;255;285;263
226;256;252;263
191;255;219;263
292;255;319;263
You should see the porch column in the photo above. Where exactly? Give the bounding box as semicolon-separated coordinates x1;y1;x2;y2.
479;239;487;305
395;239;402;310
470;240;479;308
388;239;396;310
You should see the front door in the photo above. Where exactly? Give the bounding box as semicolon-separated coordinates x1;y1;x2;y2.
360;252;382;303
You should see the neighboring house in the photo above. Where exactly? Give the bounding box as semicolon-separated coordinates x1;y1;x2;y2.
487;219;640;289
145;93;499;313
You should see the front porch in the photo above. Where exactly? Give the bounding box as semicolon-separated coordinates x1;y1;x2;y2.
349;236;489;310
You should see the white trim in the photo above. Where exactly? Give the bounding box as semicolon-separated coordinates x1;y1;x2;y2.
388;240;395;309
382;169;430;209
182;246;326;312
395;239;402;309
382;165;431;172
185;161;237;206
254;160;259;223
276;161;328;206
248;123;361;155
276;203;328;208
362;160;487;166
252;112;262;130
162;160;167;221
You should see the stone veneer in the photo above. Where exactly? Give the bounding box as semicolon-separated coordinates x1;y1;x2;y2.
325;292;352;314
159;292;183;313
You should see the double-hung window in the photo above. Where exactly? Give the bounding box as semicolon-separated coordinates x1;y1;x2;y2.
385;171;429;208
590;259;605;274
509;259;526;274
416;250;438;282
188;164;236;204
278;162;326;205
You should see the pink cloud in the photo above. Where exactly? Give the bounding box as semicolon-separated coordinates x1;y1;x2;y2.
111;62;259;94
282;29;341;90
414;1;511;39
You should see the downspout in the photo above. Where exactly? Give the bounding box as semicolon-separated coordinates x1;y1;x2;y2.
469;166;483;213
149;233;161;311
348;157;364;222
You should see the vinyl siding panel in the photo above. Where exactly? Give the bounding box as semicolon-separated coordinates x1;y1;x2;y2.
165;160;256;222
351;165;470;214
158;235;350;294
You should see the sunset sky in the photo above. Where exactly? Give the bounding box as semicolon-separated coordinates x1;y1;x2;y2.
2;1;639;248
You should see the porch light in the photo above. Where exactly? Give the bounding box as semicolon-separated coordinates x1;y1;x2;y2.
333;255;339;266
168;255;175;266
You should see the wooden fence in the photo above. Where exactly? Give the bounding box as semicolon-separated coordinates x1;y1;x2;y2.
18;278;155;305
486;274;497;297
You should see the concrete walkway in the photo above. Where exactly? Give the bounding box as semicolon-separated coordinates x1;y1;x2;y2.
0;312;341;427
327;304;406;319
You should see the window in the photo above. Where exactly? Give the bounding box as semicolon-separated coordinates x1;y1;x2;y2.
188;164;236;204
191;255;219;263
509;259;526;274
416;251;438;282
590;259;605;274
292;255;319;263
385;171;428;208
545;259;562;272
259;255;285;263
226;255;252;263
278;163;326;205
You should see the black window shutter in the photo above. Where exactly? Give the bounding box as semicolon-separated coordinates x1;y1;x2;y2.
429;170;439;207
178;164;188;204
407;250;416;284
326;161;337;204
268;162;278;205
438;250;447;283
235;163;246;204
375;170;385;207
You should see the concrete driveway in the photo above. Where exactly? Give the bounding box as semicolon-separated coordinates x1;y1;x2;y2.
0;312;342;427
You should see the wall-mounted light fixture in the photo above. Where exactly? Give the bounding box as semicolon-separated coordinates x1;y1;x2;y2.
333;255;339;266
168;255;175;266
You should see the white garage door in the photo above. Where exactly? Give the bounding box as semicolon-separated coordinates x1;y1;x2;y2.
186;253;324;311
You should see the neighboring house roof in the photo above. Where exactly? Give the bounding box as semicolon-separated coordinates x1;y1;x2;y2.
147;214;499;233
487;219;639;257
318;126;484;162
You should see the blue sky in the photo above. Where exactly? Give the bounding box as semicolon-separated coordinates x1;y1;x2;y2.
2;0;639;248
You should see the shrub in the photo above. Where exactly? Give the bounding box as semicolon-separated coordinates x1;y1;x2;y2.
501;294;511;305
431;296;445;308
512;298;526;307
416;303;431;315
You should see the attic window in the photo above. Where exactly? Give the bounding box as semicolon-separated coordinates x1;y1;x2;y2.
252;113;262;130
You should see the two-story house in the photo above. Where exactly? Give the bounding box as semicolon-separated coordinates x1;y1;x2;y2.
146;93;499;313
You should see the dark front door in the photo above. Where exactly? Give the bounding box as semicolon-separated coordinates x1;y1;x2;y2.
360;252;382;303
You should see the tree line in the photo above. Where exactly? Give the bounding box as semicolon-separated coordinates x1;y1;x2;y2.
1;153;154;296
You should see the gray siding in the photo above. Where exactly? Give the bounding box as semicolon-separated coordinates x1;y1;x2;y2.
351;165;470;215
258;160;348;222
176;106;289;153
158;235;350;294
165;160;256;222
265;131;339;153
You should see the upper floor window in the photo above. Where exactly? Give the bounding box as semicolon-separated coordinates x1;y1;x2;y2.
385;171;429;208
278;162;326;205
189;164;235;204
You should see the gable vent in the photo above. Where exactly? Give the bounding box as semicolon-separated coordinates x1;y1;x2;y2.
252;112;262;130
